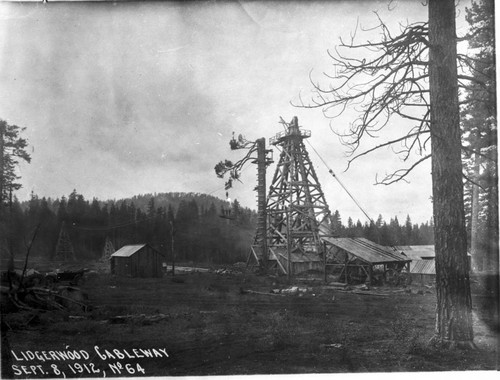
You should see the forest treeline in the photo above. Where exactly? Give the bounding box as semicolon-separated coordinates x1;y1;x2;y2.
6;191;256;264
3;190;435;265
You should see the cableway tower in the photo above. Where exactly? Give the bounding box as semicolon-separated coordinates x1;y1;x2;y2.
247;117;335;275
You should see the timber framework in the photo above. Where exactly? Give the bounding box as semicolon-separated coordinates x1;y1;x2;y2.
246;117;410;285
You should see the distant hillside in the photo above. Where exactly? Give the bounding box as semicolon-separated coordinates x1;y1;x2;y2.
115;192;249;215
19;191;254;216
13;190;258;264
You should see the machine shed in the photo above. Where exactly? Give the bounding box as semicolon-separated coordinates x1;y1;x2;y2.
322;237;411;285
110;244;164;278
325;237;409;264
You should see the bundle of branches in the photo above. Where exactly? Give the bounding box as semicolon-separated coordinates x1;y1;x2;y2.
1;223;89;314
1;284;89;313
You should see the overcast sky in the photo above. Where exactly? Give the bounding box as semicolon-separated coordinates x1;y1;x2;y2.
0;1;475;224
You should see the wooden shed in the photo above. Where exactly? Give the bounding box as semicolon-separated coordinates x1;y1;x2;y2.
110;244;164;278
267;247;323;275
322;237;411;285
395;245;470;282
409;259;436;285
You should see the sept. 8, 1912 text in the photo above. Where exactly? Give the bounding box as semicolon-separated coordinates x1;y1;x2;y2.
10;345;170;377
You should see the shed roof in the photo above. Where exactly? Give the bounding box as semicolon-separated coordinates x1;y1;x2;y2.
410;259;436;275
393;245;435;260
323;237;411;264
111;244;147;258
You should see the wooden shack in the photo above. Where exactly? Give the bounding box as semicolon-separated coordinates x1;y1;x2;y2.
394;245;436;285
322;237;411;285
110;244;163;278
409;259;436;285
395;245;470;284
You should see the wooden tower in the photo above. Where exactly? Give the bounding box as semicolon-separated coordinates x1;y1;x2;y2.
102;236;115;261
54;221;75;261
265;116;333;275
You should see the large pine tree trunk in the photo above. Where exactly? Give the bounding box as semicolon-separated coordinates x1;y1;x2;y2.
428;0;474;346
470;151;481;271
484;158;499;273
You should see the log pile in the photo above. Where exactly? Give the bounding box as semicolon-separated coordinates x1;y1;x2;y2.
1;280;89;314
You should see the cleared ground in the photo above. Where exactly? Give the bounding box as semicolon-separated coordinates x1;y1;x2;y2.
2;269;498;377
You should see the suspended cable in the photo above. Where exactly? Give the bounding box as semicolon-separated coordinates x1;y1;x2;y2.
305;139;374;223
206;184;228;196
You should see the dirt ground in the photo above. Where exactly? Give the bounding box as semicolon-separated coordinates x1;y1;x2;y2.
2;269;498;377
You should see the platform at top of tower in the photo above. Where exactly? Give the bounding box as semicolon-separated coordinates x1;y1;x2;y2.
270;128;311;145
270;116;311;146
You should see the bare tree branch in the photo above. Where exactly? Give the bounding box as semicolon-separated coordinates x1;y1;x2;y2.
294;7;493;189
344;130;431;171
375;154;431;185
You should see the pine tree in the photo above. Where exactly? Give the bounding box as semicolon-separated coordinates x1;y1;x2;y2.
461;0;497;272
404;215;413;245
295;0;474;345
0;119;31;209
331;210;342;235
428;0;473;345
